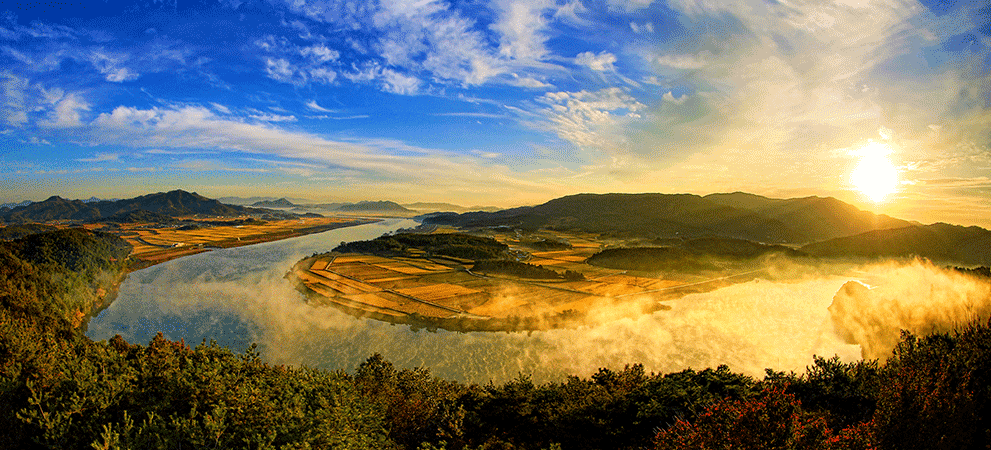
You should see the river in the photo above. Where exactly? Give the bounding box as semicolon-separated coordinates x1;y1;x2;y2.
87;219;863;384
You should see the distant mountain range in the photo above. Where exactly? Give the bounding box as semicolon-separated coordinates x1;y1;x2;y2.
217;196;311;206
337;200;412;213
251;198;296;208
0;190;267;223
403;202;502;213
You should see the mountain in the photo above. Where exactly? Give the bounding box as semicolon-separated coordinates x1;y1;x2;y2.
291;203;346;212
251;198;295;208
801;222;991;265
0;190;265;223
218;196;310;206
0;196;102;222
0;200;34;209
337;201;413;213
403;202;502;213
423;192;915;244
705;192;912;241
424;193;801;242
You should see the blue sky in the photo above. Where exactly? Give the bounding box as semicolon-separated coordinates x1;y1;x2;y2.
1;0;989;226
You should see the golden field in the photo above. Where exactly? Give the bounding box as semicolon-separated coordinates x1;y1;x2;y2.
289;229;723;331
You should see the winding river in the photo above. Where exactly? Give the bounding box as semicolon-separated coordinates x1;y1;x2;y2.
87;219;862;384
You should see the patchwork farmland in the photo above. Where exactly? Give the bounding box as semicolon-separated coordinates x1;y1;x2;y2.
289;229;754;332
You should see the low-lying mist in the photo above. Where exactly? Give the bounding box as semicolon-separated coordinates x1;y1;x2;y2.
829;259;991;359
87;227;991;384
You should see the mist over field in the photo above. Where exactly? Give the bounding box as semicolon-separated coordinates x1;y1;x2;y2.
88;225;991;383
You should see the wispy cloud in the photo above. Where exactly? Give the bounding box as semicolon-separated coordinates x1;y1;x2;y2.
86;104;550;198
76;152;119;162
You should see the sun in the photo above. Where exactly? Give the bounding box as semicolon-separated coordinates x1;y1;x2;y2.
850;141;898;203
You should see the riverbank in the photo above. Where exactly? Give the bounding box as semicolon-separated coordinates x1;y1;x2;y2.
76;217;381;330
121;217;381;271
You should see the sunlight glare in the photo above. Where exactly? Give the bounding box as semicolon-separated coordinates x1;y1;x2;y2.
851;141;898;203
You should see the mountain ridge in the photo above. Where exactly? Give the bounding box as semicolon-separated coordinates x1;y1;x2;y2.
0;190;266;223
425;192;916;244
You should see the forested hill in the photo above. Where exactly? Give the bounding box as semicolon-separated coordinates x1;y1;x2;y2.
3;229;991;448
423;192;912;244
801;222;991;266
0;228;131;328
0;190;267;223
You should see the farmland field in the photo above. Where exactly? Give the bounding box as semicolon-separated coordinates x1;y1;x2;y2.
115;217;377;270
289;229;759;332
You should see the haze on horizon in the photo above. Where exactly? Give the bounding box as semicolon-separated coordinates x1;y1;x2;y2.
1;0;989;227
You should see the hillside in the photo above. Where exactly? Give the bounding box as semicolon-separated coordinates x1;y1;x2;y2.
424;192;909;244
705;192;912;241
0;190;267;223
801;223;991;265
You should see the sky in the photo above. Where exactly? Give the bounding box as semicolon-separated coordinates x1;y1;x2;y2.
0;0;989;227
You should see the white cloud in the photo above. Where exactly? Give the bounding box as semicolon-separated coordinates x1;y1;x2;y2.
653;52;709;70
24;136;51;145
630;22;654;34
662;91;688;104
344;63;420;95
508;74;552;89
210;102;231;114
553;0;590;27
575;51;617;71
87;104;556;199
43;92;89;128
380;69;421;95
490;0;554;62
275;0;571;90
305;100;335;113
537;87;646;152
300;44;339;62
309;67;337;83
88;49;140;82
264;58;296;83
105;67;139;82
608;0;653;12
76;152;119;162
1;72;29;126
249;113;297;122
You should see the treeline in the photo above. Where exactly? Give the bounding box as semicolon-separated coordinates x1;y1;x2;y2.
333;233;509;261
0;223;58;240
3;231;991;448
587;237;806;273
471;260;585;281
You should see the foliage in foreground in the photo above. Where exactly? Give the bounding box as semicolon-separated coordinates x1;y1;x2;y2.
3;229;991;449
